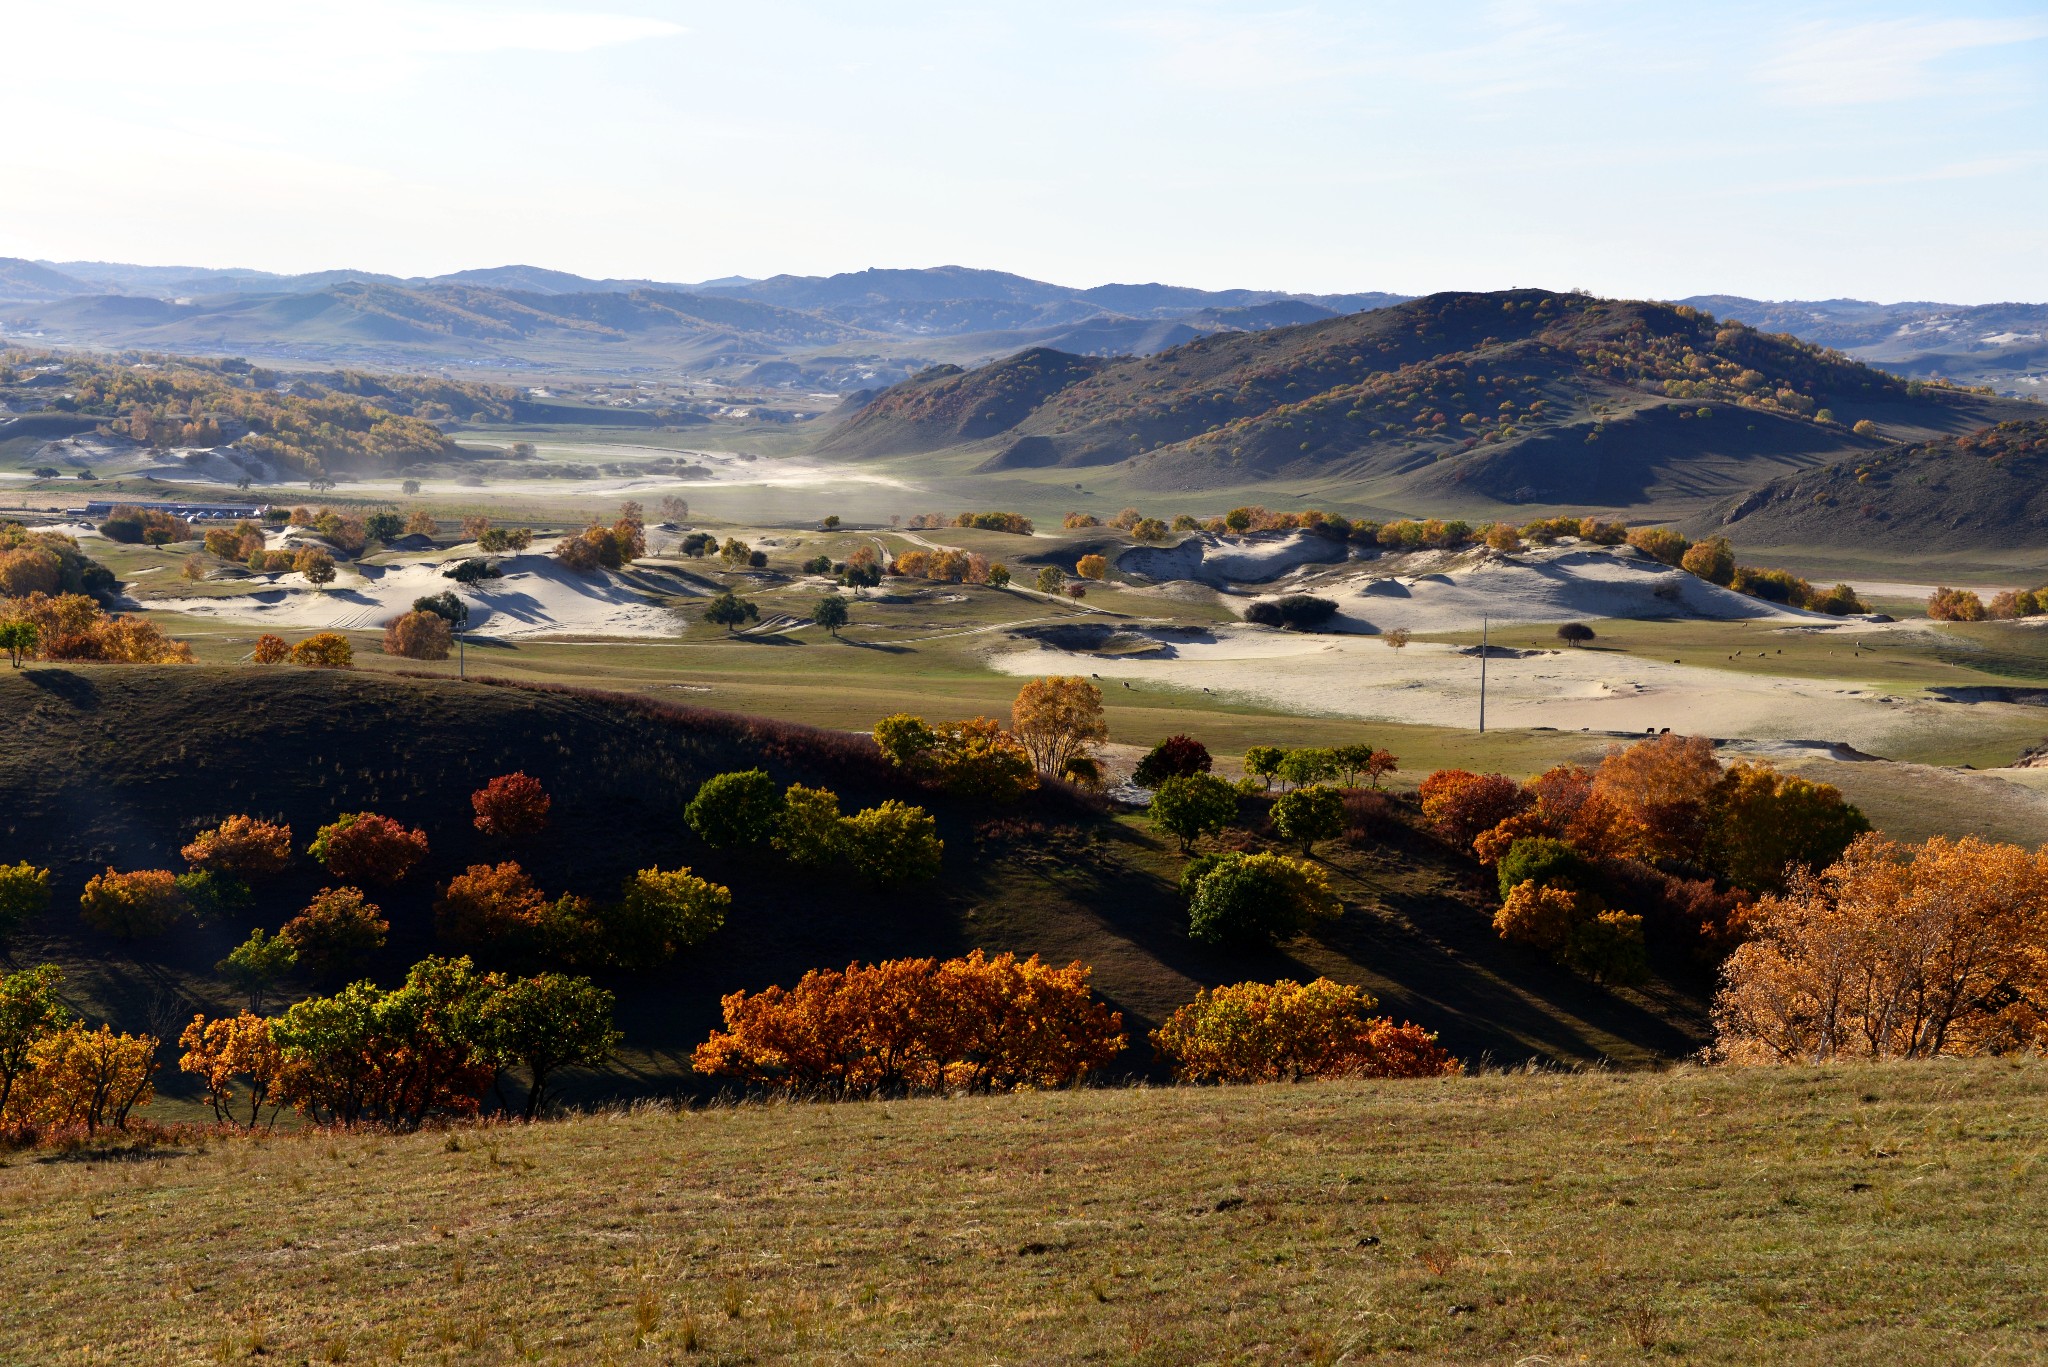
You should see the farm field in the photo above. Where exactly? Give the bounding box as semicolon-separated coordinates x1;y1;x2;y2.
2;1061;2042;1364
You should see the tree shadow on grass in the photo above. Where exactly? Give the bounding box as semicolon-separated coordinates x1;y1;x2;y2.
23;668;98;710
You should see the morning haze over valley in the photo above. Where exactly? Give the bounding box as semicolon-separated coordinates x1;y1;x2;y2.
1;3;2045;1362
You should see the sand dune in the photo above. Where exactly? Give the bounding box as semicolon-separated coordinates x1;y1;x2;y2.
988;629;1990;752
149;542;686;638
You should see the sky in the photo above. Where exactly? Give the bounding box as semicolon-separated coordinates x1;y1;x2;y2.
1;0;2043;303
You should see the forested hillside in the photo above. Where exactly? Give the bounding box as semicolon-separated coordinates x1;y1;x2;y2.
0;349;507;477
1709;418;2048;552
823;290;2028;505
0;667;1708;1094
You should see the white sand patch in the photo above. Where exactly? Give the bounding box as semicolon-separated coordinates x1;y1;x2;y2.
1118;531;1352;585
1255;545;1833;635
987;629;1992;752
147;543;685;639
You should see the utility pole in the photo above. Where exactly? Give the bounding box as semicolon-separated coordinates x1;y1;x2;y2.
1479;614;1488;734
458;631;465;680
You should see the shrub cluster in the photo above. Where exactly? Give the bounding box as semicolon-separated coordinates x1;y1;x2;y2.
1151;978;1459;1082
691;951;1125;1095
1421;734;1869;978
686;768;945;888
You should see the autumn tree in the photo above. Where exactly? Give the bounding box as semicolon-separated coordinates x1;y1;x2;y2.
1148;773;1238;852
1151;978;1460;1082
1495;878;1647;983
685;770;784;848
1242;745;1284;790
13;1024;158;1132
287;632;353;668
1706;762;1869;894
471;973;621;1118
178;1011;287;1128
269;956;496;1128
78;868;188;939
472;772;551;839
1713;835;2048;1061
0;966;71;1117
251;633;290;664
382;609;452;660
0;862;51;942
840;801;944;887
1185;852;1339;947
281;887;390;980
1626;527;1690;567
1075;554;1108;581
1272;784;1346;855
1419;770;1533;848
309;812;429;884
182;815;294;881
1680;536;1735;587
1133;734;1212;788
1591;733;1723;864
435;863;547;950
1926;587;1986;622
293;546;337;588
1011;676;1106;782
691;951;1123;1095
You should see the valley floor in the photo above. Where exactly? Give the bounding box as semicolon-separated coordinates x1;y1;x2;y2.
3;1062;2042;1364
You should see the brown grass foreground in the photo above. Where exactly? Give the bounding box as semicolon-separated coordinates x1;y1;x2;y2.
3;1063;2044;1364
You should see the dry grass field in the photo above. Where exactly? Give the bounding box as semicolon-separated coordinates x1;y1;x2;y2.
2;1061;2042;1364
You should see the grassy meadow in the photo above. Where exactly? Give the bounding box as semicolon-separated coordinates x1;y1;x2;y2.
3;1061;2043;1364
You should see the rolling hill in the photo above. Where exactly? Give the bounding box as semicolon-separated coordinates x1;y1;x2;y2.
821;289;2030;509
1706;417;2048;554
0;666;1709;1101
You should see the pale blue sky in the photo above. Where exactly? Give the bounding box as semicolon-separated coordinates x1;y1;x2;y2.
3;1;2043;302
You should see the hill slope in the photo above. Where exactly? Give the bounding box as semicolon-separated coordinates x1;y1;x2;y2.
1708;418;2048;553
822;289;2030;507
6;1061;2042;1363
0;667;1708;1093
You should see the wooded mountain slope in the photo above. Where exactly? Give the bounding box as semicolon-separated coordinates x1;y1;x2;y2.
1707;418;2048;552
822;290;2027;507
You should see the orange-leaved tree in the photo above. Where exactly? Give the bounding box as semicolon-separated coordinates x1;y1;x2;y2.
1010;676;1106;782
280;887;389;981
182;815;294;881
472;772;551;839
382;609;452;660
434;862;548;949
1713;834;2048;1062
1150;978;1459;1083
8;1023;159;1132
78;868;188;939
1418;770;1532;848
287;631;353;668
309;812;428;884
692;951;1124;1095
178;1011;288;1128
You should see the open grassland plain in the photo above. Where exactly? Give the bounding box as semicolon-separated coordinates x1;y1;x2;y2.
1;1062;2043;1364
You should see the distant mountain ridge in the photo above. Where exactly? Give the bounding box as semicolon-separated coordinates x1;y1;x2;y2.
822;289;2031;508
1676;294;2047;395
0;259;1410;386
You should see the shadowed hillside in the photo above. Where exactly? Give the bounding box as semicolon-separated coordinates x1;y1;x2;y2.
0;668;1709;1104
1706;418;2048;553
821;289;2030;507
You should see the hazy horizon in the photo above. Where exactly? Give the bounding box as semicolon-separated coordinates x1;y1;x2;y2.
2;1;2044;305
